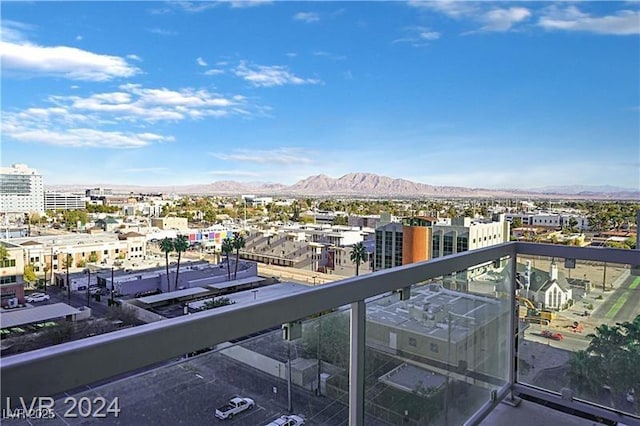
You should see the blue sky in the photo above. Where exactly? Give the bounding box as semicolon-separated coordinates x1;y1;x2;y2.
1;1;639;190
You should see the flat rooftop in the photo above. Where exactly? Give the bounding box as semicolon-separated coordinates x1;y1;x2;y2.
378;363;446;393
137;287;210;305
367;285;504;343
207;276;265;290
0;303;81;329
226;282;310;305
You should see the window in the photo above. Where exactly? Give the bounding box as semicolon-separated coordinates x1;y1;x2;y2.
409;337;417;347
104;250;108;255
432;234;440;258
443;233;454;256
1;259;16;268
457;236;468;253
430;343;439;353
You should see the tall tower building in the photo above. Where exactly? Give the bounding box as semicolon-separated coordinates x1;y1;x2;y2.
0;164;45;213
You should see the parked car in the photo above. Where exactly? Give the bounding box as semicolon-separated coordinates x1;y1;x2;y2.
89;287;106;296
540;330;563;341
214;397;254;420
26;293;50;303
265;414;305;426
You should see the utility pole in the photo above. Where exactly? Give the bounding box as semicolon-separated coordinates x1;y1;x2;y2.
110;266;115;305
86;268;91;306
66;253;71;305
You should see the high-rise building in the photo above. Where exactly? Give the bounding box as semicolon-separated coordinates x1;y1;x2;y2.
0;164;44;213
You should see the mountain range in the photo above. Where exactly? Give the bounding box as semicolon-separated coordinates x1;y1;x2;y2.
47;173;639;199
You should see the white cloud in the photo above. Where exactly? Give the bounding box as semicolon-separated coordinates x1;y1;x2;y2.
146;27;178;36
235;61;321;87
204;68;224;75
538;6;640;35
293;12;320;23
196;56;208;66
1;20;36;43
408;2;530;33
0;40;140;81
408;1;477;19
127;54;142;61
393;26;441;46
313;51;347;60
170;2;219;13
285;52;297;58
480;7;531;31
227;0;272;8
1;84;256;149
210;148;313;164
419;31;441;40
75;35;83;41
4;127;170;149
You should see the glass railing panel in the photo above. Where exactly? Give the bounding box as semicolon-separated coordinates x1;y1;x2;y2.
364;257;513;425
516;254;639;418
3;309;365;425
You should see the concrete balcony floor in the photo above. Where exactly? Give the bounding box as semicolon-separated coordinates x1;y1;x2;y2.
481;398;607;426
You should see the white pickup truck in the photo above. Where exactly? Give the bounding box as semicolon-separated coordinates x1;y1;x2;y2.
215;397;255;420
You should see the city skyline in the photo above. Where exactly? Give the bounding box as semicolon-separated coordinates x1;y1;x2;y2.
1;1;639;189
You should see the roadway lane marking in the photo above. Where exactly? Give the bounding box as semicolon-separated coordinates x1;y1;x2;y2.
604;277;639;320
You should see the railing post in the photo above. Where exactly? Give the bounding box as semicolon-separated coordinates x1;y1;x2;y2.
508;247;519;400
349;300;365;425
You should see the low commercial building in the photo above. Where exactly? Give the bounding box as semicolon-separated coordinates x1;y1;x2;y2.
367;285;508;379
44;192;87;211
0;241;26;307
151;216;188;230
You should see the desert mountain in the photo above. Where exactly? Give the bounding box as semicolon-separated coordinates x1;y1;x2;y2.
46;173;639;199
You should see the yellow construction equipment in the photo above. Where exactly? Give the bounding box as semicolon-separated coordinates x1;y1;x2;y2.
517;296;556;325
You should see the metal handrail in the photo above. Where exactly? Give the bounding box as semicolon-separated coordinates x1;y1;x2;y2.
1;242;638;418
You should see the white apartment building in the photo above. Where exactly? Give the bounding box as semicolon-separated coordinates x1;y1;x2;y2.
11;233;147;276
431;217;511;258
505;212;589;231
44;192;88;211
0;164;44;213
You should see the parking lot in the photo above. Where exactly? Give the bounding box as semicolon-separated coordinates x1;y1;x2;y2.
4;347;393;426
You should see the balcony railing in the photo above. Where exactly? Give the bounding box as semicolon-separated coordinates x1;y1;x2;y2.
1;242;639;425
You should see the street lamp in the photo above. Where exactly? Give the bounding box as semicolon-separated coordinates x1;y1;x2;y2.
312;275;318;286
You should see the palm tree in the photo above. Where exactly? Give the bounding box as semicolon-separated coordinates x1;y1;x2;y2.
232;232;246;280
173;234;190;291
221;237;234;281
350;241;368;276
160;237;174;293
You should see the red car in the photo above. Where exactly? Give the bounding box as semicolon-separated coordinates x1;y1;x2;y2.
541;330;563;341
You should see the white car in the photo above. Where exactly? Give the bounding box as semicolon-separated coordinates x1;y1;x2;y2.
265;414;305;426
26;293;50;303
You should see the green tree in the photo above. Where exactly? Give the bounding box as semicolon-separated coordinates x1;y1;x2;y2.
567;217;579;233
173;234;190;291
301;313;350;368
568;316;640;411
332;215;348;226
232;232;246;280
350;242;368;276
201;297;235;311
23;264;37;285
221;237;234;281
0;245;8;262
88;252;99;263
160;237;174;292
511;217;523;229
